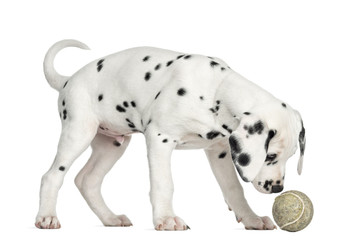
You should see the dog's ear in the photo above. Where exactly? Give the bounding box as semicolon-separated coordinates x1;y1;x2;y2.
297;120;306;175
294;110;306;175
229;114;274;182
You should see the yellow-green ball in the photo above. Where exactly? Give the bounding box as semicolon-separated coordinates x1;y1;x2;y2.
272;190;313;232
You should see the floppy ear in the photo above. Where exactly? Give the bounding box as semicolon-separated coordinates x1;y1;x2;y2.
229;114;274;182
297;120;306;175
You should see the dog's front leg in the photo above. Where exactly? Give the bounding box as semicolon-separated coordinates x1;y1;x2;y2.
205;142;276;230
145;130;189;231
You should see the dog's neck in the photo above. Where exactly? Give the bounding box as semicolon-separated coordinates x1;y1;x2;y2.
214;71;282;130
216;71;276;116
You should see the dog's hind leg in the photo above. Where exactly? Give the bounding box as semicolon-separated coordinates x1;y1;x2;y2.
75;134;132;227
35;114;98;229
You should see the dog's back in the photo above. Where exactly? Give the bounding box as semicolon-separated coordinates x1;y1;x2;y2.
51;42;231;139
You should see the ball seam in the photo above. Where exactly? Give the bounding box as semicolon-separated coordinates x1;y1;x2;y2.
279;192;305;230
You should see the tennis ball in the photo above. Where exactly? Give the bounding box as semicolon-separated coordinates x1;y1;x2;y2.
272;190;313;232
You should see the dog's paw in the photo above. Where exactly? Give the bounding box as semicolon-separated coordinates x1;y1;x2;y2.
102;214;133;227
241;215;276;230
155;216;190;231
35;216;61;229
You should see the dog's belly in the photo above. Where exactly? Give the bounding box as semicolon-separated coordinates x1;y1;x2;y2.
174;134;226;149
97;124;225;150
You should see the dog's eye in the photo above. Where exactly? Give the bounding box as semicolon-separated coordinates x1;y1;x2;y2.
266;153;277;161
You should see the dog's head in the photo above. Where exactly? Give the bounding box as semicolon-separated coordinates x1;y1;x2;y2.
229;103;306;194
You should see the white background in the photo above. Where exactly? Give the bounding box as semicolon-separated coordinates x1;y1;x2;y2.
1;0;356;239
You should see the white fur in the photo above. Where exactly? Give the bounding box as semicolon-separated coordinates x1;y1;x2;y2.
36;40;305;230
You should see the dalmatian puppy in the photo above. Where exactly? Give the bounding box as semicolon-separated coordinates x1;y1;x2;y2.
35;40;306;230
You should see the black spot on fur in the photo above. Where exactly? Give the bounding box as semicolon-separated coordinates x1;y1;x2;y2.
263;180;270;189
113;140;121;147
265;130;276;152
243;112;250;115
222;124;233;134
63;109;67;120
63;81;68;89
97;59;105;66
221;67;226;71
246;121;264;135
126;118;136;128
253;121;264;134
263;180;273;191
97;59;105;72
62;100;65;106
183;55;192;60
206;131;220;140
155;64;161;71
229;136;242;155
177;54;185;59
145;72;151;81
143;56;150;62
210;61;219;67
162;139;168;143
116;105;126;113
177;88;186;96
155;91;161;100
200;96;204;100
166;60;174;67
59;166;65;171
131;101;136;107
218;151;227;159
238;153;251;167
282;103;287;108
98;94;103;101
123;101;129;108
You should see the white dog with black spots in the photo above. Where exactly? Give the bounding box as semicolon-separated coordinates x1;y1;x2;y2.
35;40;306;230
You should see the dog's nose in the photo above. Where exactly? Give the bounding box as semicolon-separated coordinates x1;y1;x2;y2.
271;185;284;193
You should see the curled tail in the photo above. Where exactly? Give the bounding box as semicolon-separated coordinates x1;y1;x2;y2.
44;39;90;91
